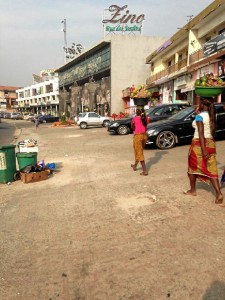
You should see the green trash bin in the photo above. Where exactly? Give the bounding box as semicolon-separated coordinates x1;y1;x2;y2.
17;152;37;170
0;145;16;183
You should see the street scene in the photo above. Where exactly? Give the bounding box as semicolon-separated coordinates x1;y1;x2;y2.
0;119;225;299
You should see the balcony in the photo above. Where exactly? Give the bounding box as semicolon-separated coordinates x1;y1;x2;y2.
147;58;187;86
189;48;204;65
146;49;206;86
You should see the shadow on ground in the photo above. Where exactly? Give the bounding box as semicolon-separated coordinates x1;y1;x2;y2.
146;150;168;171
202;281;225;300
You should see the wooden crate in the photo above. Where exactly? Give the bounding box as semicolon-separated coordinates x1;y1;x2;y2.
20;170;48;183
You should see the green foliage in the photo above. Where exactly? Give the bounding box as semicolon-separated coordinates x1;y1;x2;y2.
60;114;66;124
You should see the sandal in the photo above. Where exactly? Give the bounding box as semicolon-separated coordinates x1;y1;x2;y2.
131;164;137;171
140;172;148;176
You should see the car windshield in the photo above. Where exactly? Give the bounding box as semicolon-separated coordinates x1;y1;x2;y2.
145;107;157;115
167;106;195;120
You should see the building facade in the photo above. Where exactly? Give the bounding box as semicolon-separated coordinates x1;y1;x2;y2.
55;34;166;117
145;0;225;105
16;73;59;116
0;86;22;111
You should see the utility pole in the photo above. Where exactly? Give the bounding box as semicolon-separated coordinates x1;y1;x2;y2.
61;19;68;64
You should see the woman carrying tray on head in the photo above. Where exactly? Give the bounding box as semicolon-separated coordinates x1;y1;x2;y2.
131;108;150;176
184;96;223;204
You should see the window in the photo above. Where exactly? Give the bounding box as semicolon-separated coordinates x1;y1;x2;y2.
154;107;165;116
89;112;99;118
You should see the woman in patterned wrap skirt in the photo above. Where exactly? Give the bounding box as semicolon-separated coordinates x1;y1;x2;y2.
184;97;223;204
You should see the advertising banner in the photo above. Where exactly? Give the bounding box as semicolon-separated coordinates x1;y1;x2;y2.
102;5;144;36
203;32;225;57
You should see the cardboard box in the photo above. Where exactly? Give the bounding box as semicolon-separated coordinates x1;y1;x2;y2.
20;170;48;183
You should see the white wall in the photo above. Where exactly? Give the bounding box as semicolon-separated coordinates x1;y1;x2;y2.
106;35;166;113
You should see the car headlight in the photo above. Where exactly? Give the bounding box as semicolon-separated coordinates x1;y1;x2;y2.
147;129;158;136
110;122;120;127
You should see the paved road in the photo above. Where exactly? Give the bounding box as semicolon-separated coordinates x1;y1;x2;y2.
0;123;225;299
0;119;34;146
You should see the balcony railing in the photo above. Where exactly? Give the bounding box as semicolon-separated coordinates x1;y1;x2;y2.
147;50;204;86
189;48;204;65
147;58;187;85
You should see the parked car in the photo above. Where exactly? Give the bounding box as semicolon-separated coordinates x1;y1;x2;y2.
23;113;35;120
2;112;11;119
32;115;59;123
11;112;23;120
146;103;225;150
77;112;111;129
107;103;191;135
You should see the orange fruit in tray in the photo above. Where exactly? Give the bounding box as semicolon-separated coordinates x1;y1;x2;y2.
195;73;225;87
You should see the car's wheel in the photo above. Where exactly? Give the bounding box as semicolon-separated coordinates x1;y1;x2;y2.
117;125;129;135
102;120;110;127
42;120;47;123
156;131;176;149
80;122;87;129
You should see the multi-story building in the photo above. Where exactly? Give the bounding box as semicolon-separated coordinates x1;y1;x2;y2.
16;71;59;116
145;0;225;105
0;85;22;111
55;34;166;117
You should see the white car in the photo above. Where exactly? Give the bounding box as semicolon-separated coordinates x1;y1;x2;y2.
76;112;111;129
23;113;35;120
11;112;23;120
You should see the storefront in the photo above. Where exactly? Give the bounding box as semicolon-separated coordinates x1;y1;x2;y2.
56;41;111;117
56;33;166;117
174;75;192;103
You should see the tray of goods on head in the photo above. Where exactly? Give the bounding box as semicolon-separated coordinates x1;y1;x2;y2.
194;73;225;97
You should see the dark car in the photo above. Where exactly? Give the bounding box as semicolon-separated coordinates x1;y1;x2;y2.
146;102;225;150
33;115;59;123
107;103;190;135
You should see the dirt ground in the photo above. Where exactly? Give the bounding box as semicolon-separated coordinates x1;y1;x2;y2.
0;122;225;300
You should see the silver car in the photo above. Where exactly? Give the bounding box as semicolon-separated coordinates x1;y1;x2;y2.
76;112;111;129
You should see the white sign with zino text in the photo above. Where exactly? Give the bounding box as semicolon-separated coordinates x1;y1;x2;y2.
102;5;145;35
0;153;7;170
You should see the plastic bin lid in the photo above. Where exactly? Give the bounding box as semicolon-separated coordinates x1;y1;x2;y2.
17;152;37;157
0;144;16;150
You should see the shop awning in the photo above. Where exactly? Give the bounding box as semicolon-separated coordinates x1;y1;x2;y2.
154;77;169;85
181;85;195;93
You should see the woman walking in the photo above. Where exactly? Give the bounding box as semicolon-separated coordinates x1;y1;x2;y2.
34;117;39;129
184;96;223;204
131;108;149;176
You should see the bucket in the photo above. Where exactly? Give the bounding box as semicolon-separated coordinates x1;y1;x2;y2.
17;152;37;170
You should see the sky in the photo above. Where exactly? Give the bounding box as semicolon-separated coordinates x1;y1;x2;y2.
0;0;213;87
